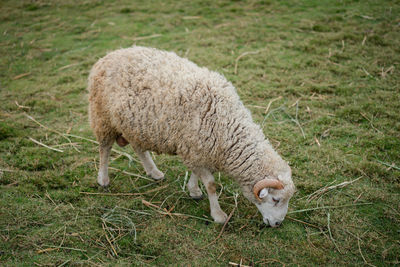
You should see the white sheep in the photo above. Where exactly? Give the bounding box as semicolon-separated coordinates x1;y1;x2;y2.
88;46;295;227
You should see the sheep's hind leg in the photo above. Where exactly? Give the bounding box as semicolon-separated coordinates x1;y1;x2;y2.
187;171;203;200
194;168;227;224
133;147;164;180
97;139;114;187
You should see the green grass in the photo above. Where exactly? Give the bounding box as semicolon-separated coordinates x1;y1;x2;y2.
1;0;399;265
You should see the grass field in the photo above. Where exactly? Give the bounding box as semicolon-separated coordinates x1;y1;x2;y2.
1;0;399;265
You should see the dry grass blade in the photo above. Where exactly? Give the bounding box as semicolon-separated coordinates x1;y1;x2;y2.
306;176;363;202
357;234;377;267
276;101;306;138
142;199;213;222
25;114;71;142
286;216;321;229
142;199;161;209
24;114;136;162
381;66;394;78
202;193;238;249
361;67;375;79
39;245;86;252
314;136;321;147
37;247;58;254
229;261;251;267
12;72;31;80
203;207;236;248
292;100;306;138
65;134;138;163
376;160;400;171
102;222;118;257
45;191;57;205
80;191;136;197
58;62;80;71
28;137;64;153
288;202;373;214
182;16;201;20
327;212;342;254
101;206;139;246
25;114;80;152
63;133;98;144
131;34;162;41
108;166;153;181
57;260;71;267
181;171;189;192
15;101;30;110
110;149;137;163
80;184;169;196
234;50;261;75
264;96;283;114
360;112;382;134
362;35;367;46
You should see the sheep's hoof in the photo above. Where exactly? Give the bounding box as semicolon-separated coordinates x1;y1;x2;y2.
189;193;203;200
97;175;110;187
211;210;228;224
187;185;203;200
97;182;110;188
148;169;164;181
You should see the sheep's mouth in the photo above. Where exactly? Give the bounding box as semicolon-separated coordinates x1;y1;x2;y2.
263;218;282;228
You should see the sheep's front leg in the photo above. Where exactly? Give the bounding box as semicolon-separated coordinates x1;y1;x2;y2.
97;140;114;187
132;147;164;180
187;172;203;199
194;168;227;224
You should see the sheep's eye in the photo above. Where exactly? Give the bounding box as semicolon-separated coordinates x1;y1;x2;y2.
272;197;280;203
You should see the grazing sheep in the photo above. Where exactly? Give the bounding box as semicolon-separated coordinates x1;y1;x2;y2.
88;46;295;227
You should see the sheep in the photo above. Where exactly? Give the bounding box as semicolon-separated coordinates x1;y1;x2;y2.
88;46;295;227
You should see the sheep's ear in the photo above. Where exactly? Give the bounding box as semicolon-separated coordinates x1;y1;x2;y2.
259;188;269;199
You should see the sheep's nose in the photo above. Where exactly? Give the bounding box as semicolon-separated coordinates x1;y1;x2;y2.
275;221;282;227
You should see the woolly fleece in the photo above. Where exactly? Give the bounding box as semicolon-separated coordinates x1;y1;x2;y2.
88;46;295;203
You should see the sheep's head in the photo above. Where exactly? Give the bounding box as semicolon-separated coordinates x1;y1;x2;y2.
251;170;295;227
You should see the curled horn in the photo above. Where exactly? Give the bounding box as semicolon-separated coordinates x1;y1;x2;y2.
253;179;284;201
